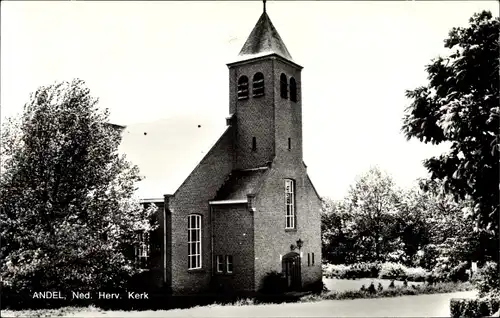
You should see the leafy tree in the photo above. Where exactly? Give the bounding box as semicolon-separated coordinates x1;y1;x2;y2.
0;79;157;295
401;11;499;263
321;198;358;264
393;187;432;266
414;179;479;272
344;167;400;262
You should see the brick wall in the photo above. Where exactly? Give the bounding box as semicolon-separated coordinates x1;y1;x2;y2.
229;59;276;170
168;127;235;295
212;205;255;293
272;59;303;166
253;160;322;291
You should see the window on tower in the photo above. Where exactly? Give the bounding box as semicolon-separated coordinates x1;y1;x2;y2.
238;76;249;100
280;73;288;99
252;137;257;151
253;72;265;97
285;179;295;229
290;77;297;102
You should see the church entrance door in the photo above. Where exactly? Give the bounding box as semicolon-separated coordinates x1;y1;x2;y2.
282;252;301;291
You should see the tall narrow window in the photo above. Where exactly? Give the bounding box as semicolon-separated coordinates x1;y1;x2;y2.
238;76;249;100
216;255;223;273
290;77;297;102
288;138;291;150
280;73;288;99
285;179;295;229
135;232;150;269
253;72;265;97
188;214;202;269
226;255;233;273
307;253;311;266
252;137;257;151
312;252;315;265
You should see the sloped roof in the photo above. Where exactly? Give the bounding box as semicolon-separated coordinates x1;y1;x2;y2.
238;12;293;62
117;116;227;199
214;167;269;201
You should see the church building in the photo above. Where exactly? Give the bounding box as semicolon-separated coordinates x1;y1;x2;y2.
121;3;323;295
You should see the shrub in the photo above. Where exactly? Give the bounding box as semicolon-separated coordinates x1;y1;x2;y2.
448;261;470;283
472;262;500;297
367;282;376;294
322;264;350;279
403;279;408;287
405;266;428;282
322;262;381;279
259;271;287;294
430;266;450;284
379;262;407;280
450;297;500;318
304;279;328;294
377;283;383;292
388;280;395;289
360;285;366;292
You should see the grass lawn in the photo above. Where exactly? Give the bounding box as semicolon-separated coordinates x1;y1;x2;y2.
323;278;424;292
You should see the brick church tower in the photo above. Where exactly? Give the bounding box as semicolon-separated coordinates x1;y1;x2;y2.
227;3;304;171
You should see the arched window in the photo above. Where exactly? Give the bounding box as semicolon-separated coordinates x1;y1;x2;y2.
290;77;297;102
280;73;288;99
253;72;265;97
188;214;202;270
237;76;249;100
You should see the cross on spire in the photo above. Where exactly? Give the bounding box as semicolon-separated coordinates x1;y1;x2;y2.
263;0;266;13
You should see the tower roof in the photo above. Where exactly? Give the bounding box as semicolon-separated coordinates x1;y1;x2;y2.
238;11;293;61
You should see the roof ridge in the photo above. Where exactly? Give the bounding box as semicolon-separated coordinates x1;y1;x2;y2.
239;166;269;172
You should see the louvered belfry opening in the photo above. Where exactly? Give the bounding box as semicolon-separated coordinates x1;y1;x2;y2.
238;75;249;100
253;72;265;97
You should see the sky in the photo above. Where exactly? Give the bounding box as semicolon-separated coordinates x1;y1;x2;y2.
1;1;498;200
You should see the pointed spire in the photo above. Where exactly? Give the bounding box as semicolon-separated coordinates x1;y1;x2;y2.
237;4;293;61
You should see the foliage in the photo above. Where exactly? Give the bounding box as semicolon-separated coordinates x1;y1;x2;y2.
323;262;381;279
471;262;500;297
322;169;477;270
344;167;401;262
0;79;157;296
321;198;358;264
378;262;428;282
324;262;429;282
401;10;500;263
378;262;407;280
259;271;287;294
450;297;500;318
448;261;471;283
389;280;395;289
367;282;376;294
405;266;429;282
377;282;383;292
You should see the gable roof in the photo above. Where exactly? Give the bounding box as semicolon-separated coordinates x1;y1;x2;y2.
238;12;293;62
214;167;269;201
117;116;227;199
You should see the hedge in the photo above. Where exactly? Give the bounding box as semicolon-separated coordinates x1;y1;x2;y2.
450;297;500;318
